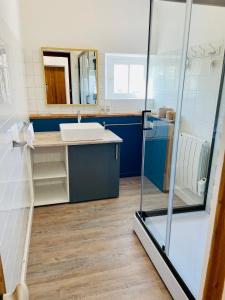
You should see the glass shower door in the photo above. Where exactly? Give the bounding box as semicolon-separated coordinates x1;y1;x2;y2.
141;0;189;249
139;0;225;299
168;2;225;298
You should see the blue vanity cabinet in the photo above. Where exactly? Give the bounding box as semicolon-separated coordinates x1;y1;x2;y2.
31;115;143;178
144;119;170;192
31;115;172;194
79;116;142;177
106;123;142;177
68;143;120;202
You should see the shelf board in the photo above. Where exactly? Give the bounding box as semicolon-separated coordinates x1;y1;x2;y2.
34;183;68;206
33;161;67;180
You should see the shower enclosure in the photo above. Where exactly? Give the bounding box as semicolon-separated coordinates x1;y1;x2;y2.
135;0;225;299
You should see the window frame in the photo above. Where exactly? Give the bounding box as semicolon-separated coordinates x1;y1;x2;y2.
105;53;147;100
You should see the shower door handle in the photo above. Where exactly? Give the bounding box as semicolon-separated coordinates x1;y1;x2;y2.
142;110;153;131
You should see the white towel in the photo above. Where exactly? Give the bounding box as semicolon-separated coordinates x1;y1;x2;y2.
27;123;35;149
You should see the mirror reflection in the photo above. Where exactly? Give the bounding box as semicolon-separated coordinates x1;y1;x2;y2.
42;48;98;105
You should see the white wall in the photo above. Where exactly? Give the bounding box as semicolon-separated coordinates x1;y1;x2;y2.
0;0;22;40
19;0;149;114
150;1;186;54
150;50;224;142
0;0;32;294
152;1;225;54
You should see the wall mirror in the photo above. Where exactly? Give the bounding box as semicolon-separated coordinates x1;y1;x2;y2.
42;48;98;105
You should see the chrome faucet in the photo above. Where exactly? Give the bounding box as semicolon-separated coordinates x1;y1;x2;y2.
77;111;81;123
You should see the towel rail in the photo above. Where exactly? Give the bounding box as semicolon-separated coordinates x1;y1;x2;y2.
104;122;142;128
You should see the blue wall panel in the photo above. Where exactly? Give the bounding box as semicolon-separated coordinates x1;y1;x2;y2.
31;118;77;132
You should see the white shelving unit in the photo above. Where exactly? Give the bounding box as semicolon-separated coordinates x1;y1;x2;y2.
33;161;67;180
34;181;68;206
31;146;69;206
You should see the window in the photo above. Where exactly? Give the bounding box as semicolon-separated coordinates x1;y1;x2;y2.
105;54;147;100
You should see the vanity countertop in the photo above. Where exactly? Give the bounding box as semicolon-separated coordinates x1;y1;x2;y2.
33;130;123;147
29;112;142;119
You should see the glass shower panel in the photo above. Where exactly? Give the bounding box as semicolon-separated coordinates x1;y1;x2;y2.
169;2;225;298
141;0;188;248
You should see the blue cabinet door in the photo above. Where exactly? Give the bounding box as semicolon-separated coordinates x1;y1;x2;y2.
144;120;169;192
68;143;120;202
106;124;142;177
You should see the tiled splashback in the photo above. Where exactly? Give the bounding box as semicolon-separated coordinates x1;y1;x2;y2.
24;50;145;114
0;15;32;293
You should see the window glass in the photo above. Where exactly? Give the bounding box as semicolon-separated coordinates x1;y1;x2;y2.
113;64;129;94
105;54;146;100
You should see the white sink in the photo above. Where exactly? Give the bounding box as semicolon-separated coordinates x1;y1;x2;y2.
59;122;105;141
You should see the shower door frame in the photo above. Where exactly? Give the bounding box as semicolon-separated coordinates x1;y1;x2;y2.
135;0;225;299
137;0;196;297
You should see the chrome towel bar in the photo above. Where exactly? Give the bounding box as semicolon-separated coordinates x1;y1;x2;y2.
104;122;141;128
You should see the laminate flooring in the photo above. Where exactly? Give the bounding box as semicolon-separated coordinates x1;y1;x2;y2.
27;177;172;300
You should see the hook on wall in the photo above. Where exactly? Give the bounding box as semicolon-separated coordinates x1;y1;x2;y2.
208;43;217;55
188;41;223;61
190;46;198;58
199;45;205;56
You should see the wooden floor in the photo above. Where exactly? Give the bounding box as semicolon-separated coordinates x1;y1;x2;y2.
27;177;172;300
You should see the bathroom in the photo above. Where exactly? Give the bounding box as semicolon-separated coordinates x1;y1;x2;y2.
0;0;225;299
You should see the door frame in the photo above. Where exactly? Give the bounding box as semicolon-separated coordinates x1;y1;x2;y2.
43;51;73;103
202;153;225;300
0;255;6;297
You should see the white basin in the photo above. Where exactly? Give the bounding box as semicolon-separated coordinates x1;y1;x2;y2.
60;122;105;141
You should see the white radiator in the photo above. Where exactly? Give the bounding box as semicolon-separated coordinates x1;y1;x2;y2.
176;133;209;195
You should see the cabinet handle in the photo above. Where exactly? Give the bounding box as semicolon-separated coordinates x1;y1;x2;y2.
115;144;118;160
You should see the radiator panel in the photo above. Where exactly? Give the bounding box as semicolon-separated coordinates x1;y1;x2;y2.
176;133;209;195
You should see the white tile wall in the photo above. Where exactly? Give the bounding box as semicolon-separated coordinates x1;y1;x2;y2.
149;47;224;142
149;45;224;208
24;50;145;114
0;15;32;294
